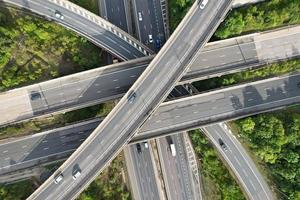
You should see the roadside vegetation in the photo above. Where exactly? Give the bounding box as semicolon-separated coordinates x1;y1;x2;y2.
0;7;102;91
0;180;35;200
78;155;131;200
236;112;300;199
215;0;300;39
168;0;300;40
190;129;246;200
193;58;300;92
69;0;99;14
0;155;130;200
0;101;114;140
168;0;194;32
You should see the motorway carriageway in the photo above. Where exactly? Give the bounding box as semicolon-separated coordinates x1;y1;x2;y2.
1;25;300;127
0;73;299;175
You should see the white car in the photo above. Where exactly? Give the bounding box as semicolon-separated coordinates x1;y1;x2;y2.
148;34;153;43
138;12;143;21
55;11;64;20
144;142;148;148
200;0;209;9
72;169;81;180
54;173;64;184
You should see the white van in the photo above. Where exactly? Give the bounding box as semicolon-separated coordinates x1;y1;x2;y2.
54;173;64;184
170;144;176;157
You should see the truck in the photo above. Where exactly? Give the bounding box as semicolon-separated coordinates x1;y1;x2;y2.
170;143;176;157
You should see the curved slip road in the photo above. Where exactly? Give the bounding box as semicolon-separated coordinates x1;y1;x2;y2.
1;0;153;60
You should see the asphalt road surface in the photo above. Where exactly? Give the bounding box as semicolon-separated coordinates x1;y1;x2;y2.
99;0;129;32
0;74;299;200
1;25;300;127
2;0;152;60
157;134;202;200
1;72;300;175
133;0;166;51
27;1;233;199
137;73;300;139
0;26;300;125
1;73;300;175
202;123;274;200
124;143;163;200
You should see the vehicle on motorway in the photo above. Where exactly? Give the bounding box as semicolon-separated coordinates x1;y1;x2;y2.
297;82;300;88
54;173;64;184
199;0;209;9
170;143;176;157
136;143;142;153
138;12;143;21
148;34;153;43
55;11;64;20
72;169;81;180
155;39;161;49
218;138;228;151
30;91;41;101
144;142;148;148
127;91;137;104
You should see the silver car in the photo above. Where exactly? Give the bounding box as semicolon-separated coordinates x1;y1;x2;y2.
200;0;209;9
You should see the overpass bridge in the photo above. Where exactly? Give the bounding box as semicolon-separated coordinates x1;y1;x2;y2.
0;73;298;176
1;25;299;127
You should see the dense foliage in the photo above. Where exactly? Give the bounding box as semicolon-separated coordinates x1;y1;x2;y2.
168;0;300;39
0;7;102;91
78;157;131;200
0;180;34;200
168;0;194;31
190;130;245;200
215;0;300;39
237;113;300;199
70;0;99;14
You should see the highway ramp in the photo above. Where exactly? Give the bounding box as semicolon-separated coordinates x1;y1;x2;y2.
2;0;152;60
202;123;274;200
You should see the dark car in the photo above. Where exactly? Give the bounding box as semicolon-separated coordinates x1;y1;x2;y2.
30;91;41;101
136;143;142;153
127;90;137;104
155;39;161;49
297;82;300;88
218;138;228;151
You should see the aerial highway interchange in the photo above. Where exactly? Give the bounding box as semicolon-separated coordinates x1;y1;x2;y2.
1;0;299;199
0;25;299;127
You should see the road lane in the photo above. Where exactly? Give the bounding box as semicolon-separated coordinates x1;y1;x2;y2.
202;123;274;200
27;1;233;199
2;0;152;59
1;25;300;127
